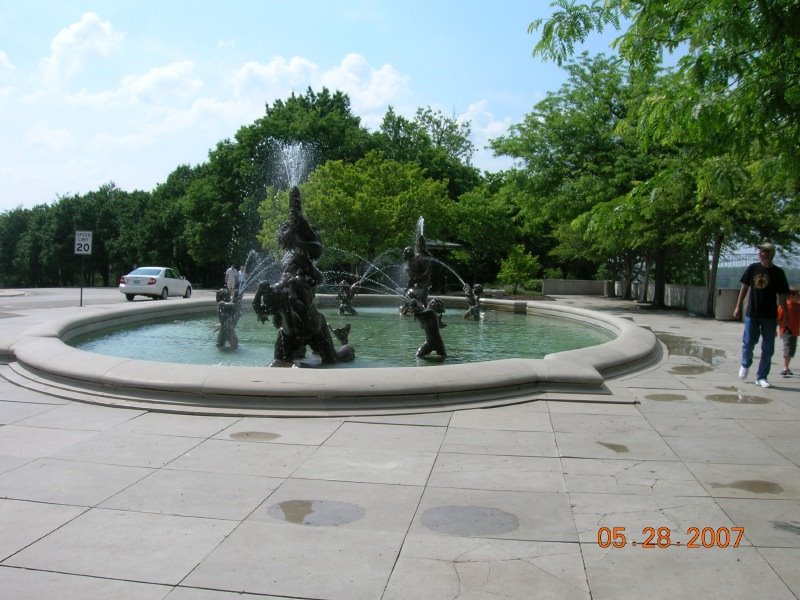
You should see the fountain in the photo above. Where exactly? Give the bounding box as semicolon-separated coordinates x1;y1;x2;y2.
1;139;662;415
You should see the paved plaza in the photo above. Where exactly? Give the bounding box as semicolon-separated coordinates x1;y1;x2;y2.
0;288;798;599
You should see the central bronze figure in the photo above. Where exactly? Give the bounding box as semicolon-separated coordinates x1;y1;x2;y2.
252;186;354;366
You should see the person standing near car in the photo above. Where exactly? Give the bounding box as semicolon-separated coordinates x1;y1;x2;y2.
225;264;237;293
732;242;790;388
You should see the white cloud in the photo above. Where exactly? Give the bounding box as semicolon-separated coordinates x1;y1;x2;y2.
321;53;410;112
229;52;411;120
64;60;202;110
0;51;18;105
24;120;75;153
119;60;203;104
41;12;124;84
231;56;318;100
0;51;15;77
458;100;516;172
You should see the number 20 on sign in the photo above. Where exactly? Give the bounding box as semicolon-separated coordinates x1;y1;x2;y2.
74;230;93;255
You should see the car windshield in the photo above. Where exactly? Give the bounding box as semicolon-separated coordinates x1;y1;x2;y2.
129;268;161;276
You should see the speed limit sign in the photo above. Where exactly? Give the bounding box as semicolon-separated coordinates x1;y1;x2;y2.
74;230;93;255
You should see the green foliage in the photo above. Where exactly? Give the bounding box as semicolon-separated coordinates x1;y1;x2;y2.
497;244;541;294
258;151;454;271
491;53;661;279
527;1;799;305
447;185;517;285
373;106;481;199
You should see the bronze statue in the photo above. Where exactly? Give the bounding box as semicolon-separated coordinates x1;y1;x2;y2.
216;288;242;351
400;235;433;315
411;296;447;359
253;186;354;366
337;279;358;316
463;283;483;320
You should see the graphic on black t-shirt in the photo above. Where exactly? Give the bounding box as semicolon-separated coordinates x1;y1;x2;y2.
753;273;769;289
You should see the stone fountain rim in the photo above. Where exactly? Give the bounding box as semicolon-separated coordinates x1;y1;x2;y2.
4;295;661;416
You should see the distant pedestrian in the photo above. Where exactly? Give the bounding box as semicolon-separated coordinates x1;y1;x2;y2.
225;265;237;292
778;287;800;376
237;265;247;293
732;242;790;388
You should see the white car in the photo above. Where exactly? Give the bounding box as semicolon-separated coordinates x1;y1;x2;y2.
119;266;192;301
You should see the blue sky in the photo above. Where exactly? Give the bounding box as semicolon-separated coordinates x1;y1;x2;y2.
0;1;622;212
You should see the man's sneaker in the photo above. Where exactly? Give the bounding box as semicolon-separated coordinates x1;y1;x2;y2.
756;378;772;388
781;369;791;377
738;366;749;379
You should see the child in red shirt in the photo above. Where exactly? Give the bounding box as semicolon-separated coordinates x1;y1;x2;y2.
778;287;800;376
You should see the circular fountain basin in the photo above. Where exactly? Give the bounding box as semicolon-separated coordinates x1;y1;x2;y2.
4;295;661;416
68;304;614;368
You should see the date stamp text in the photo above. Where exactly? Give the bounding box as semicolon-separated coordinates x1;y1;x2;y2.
596;526;745;549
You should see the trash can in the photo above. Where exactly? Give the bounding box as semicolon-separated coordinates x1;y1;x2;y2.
603;280;615;297
715;288;741;321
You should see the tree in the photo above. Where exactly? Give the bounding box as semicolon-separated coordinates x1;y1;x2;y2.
490;54;661;281
374;107;481;199
530;0;800;236
497;244;541;294
0;207;34;286
447;185;517;286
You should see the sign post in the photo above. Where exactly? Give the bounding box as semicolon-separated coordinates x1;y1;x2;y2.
74;231;93;306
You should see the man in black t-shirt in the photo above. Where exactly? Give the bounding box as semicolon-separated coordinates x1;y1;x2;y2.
732;242;790;388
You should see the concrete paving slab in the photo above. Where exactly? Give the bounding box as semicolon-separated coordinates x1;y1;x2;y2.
246;477;424;533
383;535;590;599
322;421;446;451
440;426;558;456
0;399;55;424
52;431;203;468
0;499;85;561
294;445;438;486
165;588;287;600
167;438;317;477
0;458;152;505
429;452;565;492
758;548;800;597
649;416;794;465
562;457;710;496
0;566;171;600
14;402;143;430
113;411;241;438
183;519;400;599
411;486;578;542
686;462;800;499
100;468;283;520
4;508;236;585
0;424;99;458
581;543;796;600
447;401;552;431
715;498;800;547
1;289;799;599
554;429;680;461
213;415;343;445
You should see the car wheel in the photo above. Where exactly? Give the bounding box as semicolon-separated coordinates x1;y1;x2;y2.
183;286;192;298
160;287;169;300
125;294;134;301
